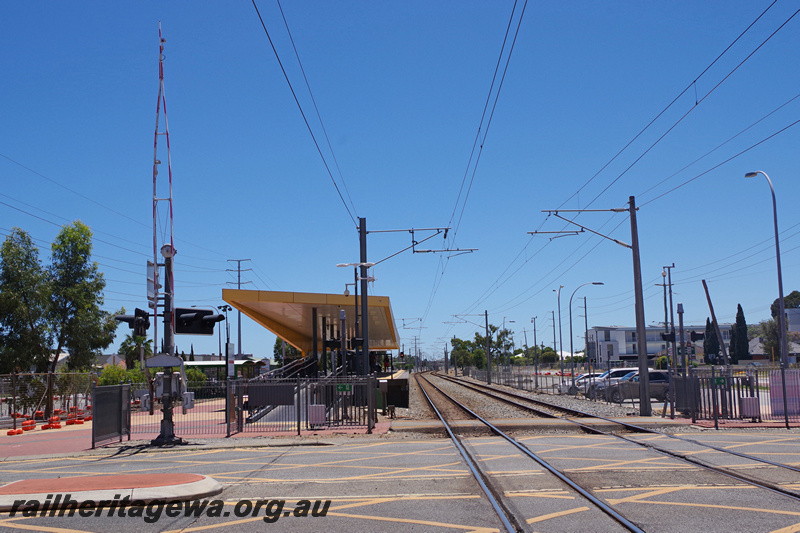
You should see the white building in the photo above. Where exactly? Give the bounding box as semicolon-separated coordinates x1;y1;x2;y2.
587;324;731;366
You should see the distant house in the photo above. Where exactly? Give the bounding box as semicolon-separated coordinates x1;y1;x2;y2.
748;337;800;364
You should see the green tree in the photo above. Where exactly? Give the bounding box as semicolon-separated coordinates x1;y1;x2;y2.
703;318;719;364
185;366;207;383
759;318;780;362
771;290;800;319
273;337;301;366
539;347;558;364
0;228;52;372
48;221;119;372
118;333;153;370
730;304;749;364
97;364;127;386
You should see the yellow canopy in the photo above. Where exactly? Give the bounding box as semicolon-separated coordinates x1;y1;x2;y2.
222;289;399;356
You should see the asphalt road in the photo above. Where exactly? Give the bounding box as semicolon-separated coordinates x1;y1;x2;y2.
0;429;797;532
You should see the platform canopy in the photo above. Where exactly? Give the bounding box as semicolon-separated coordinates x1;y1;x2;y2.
222;289;399;356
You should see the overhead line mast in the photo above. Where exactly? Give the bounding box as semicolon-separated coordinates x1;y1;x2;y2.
153;23;176;356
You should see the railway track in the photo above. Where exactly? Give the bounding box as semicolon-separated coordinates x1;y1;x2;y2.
416;371;800;533
416;372;643;532
435;372;800;497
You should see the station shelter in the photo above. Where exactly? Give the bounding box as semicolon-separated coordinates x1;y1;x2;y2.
221;289;400;373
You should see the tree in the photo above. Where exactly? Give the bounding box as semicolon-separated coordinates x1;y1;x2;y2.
730;304;749;364
273;337;301;366
703;318;719;364
771;290;800;319
48;221;119;372
118;334;153;370
0;228;52;372
758;318;780;362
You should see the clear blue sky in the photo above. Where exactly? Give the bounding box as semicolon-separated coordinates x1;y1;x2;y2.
3;2;800;361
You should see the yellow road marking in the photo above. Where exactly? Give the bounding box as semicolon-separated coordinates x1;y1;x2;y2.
526;506;590;524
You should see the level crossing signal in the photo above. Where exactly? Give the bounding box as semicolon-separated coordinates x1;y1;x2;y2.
115;308;151;336
175;307;224;335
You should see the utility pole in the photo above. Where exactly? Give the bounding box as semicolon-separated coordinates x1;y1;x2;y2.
628;196;651;414
663;264;677;371
227;259;252;357
533;196;651;415
359;218;370;374
485;311;491;385
532;316;539;389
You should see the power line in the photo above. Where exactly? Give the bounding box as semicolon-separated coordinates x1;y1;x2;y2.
250;0;358;227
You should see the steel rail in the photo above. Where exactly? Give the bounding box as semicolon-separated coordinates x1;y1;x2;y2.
440;373;800;473
420;373;645;533
414;374;518;533
437;373;800;502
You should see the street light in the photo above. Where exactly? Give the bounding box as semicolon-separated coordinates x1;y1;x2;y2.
568;282;603;391
745;171;788;369
554;286;564;377
502;316;515;366
746;170;789;428
337;262;375;375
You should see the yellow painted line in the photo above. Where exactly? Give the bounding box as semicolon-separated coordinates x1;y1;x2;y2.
618;499;800;517
161;508;497;533
526;506;591;524
507;491;575;501
568;456;677;472
605;486;686;504
326;511;498;532
771;522;800;533
0;516;91;533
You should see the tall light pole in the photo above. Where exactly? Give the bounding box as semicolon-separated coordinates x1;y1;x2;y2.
531;316;538;389
502;316;515;366
746;170;790;429
554;286;564;377
568;282;603;390
745;171;788;369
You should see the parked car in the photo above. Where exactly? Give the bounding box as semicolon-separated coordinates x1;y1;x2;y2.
586;367;639;399
559;372;603;394
605;370;671;403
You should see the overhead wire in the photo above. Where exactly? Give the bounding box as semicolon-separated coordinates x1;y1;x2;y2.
251;0;358;227
452;3;795;330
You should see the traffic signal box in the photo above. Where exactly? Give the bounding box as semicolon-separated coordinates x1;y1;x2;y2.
115;307;151;336
175;308;224;336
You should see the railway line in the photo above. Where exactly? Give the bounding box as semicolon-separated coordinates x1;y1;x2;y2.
416;371;800;533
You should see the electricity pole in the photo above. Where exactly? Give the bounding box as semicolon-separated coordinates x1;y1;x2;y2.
532;196;651;415
227;259;251;357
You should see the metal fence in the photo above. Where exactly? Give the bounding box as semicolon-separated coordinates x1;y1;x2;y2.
0;373;93;430
463;365;800;426
688;367;800;426
130;381;229;436
128;376;376;437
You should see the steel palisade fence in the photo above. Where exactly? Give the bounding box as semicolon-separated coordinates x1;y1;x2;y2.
127;375;377;436
462;365;800;425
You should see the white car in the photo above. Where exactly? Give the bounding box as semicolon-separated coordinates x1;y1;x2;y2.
559;372;603;394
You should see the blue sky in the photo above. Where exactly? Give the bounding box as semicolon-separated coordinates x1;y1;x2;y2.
3;2;800;361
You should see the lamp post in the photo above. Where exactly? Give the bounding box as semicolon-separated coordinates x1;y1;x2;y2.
554;286;564;377
745;171;788;369
531;316;538;389
502;317;515;366
337;262;375;375
568;282;603;391
745;170;790;429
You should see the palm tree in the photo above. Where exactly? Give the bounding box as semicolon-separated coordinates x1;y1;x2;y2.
118;334;153;369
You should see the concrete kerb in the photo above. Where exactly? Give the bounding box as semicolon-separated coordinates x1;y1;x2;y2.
0;474;223;512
